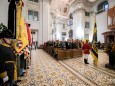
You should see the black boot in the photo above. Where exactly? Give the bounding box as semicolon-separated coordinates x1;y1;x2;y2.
84;59;89;64
0;78;4;86
86;59;89;64
84;59;87;64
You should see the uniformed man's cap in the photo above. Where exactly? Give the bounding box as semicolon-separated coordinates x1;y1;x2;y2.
0;30;14;39
86;39;89;42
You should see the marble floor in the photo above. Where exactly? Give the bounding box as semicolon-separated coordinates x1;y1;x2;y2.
18;49;115;86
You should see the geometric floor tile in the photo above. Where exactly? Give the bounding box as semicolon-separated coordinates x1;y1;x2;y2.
18;49;115;86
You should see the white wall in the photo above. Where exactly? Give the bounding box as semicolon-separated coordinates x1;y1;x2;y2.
0;0;9;26
97;12;107;43
90;0;115;43
23;0;51;46
90;12;107;43
25;0;40;46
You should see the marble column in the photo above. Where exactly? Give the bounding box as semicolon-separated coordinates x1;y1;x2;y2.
55;17;66;40
73;8;85;40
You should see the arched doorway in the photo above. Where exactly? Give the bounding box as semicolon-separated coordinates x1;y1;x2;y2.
107;35;114;43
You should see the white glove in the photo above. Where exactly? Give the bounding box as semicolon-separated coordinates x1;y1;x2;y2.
3;76;9;83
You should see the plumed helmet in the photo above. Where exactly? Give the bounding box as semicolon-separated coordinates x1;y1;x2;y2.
0;30;14;39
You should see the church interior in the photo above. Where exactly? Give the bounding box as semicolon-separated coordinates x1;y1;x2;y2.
0;0;115;86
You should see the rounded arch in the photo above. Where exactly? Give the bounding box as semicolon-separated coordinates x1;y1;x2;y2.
97;0;109;14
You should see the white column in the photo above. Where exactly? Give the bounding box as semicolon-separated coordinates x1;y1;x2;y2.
0;0;8;26
56;22;62;40
73;9;85;40
43;0;50;43
39;0;50;46
39;0;43;46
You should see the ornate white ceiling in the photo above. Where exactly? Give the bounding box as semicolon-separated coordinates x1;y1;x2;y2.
88;0;97;2
50;0;97;18
50;0;74;17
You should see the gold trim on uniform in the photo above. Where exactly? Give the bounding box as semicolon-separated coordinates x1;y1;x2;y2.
0;71;7;78
2;43;11;47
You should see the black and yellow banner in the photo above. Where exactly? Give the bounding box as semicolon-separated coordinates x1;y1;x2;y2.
91;17;98;65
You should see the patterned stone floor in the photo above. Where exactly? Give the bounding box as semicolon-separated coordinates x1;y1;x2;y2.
18;49;115;86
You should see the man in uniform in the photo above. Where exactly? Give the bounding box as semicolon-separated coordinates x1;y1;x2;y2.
82;40;91;64
0;30;17;86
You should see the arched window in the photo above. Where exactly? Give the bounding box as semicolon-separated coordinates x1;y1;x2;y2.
97;1;109;14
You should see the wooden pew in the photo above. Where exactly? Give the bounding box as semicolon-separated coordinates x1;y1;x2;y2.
57;49;71;60
43;46;83;60
72;49;82;58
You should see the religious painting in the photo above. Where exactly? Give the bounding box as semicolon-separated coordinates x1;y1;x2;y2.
62;32;66;36
60;4;69;16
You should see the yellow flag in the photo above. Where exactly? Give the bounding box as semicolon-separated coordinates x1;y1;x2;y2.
12;0;28;52
91;17;98;66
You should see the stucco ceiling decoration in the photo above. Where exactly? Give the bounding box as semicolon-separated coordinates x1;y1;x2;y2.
50;0;97;18
88;0;97;2
51;0;74;18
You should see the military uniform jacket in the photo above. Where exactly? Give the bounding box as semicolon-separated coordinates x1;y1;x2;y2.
0;43;16;81
82;43;91;54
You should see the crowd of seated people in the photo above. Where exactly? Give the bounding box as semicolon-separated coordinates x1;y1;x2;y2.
43;39;106;59
43;39;84;58
44;39;84;49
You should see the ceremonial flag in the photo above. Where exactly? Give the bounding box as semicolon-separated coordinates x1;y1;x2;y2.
26;23;32;43
12;0;28;52
91;17;98;66
8;0;16;38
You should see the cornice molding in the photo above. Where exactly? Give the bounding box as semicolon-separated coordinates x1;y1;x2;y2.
72;8;85;14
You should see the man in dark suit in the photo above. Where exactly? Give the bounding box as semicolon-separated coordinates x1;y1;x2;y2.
0;30;17;86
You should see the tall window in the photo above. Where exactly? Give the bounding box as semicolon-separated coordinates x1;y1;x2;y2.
85;22;90;28
85;11;90;16
62;32;66;36
97;1;109;14
28;10;39;21
29;0;39;3
84;34;89;39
